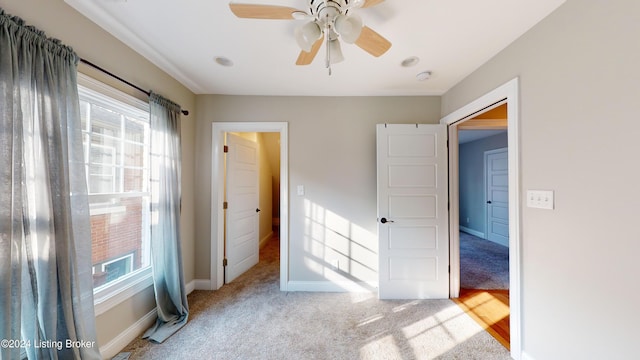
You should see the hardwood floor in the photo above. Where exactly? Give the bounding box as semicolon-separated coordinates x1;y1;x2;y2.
453;288;510;350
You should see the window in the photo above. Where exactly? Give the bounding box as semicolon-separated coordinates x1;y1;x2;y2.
100;253;135;282
78;75;152;304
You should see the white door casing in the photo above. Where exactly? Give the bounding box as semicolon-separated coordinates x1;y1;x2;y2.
442;78;521;359
376;124;449;299
225;133;259;283
485;147;509;246
211;122;288;292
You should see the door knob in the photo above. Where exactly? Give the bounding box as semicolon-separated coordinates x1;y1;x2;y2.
486;201;492;204
380;217;394;224
256;208;261;212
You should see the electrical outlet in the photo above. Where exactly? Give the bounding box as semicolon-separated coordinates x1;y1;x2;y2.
466;217;470;223
526;190;554;209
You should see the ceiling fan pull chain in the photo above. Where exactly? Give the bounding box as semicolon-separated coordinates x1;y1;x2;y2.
325;14;332;75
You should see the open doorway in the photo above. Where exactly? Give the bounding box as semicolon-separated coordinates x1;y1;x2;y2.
454;104;510;349
211;122;289;291
457;104;509;291
442;78;521;357
222;132;281;284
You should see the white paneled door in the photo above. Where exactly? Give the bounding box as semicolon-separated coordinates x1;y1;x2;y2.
376;124;449;299
225;133;259;283
485;147;509;247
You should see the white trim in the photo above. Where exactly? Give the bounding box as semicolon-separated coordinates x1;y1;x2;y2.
448;125;462;297
287;281;377;293
67;1;205;94
93;267;153;316
99;308;157;359
78;73;149;113
185;280;195;295
211;122;289;291
185;278;215;292
442;77;522;359
459;226;485;239
260;231;274;249
194;279;214;291
521;352;537;360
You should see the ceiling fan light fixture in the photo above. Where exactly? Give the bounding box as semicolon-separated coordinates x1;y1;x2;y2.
334;14;363;44
329;39;345;64
295;21;322;52
351;0;366;8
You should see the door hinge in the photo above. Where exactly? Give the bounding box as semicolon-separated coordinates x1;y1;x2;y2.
223;145;229;153
223;258;228;267
448;265;451;273
223;201;228;209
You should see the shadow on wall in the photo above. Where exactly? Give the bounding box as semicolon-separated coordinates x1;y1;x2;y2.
302;198;378;291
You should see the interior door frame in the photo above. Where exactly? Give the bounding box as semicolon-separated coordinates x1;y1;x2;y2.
441;78;521;359
211;122;289;291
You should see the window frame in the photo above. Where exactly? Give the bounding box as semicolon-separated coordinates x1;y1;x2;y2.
78;73;154;316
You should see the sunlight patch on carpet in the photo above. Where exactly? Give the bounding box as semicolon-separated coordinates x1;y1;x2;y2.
403;303;485;358
359;334;401;360
357;303;488;359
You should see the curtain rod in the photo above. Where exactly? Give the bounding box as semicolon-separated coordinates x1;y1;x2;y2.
79;58;189;116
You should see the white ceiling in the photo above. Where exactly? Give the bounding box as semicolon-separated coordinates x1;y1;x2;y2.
65;0;565;96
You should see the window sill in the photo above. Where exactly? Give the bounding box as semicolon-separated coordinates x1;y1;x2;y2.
93;267;153;316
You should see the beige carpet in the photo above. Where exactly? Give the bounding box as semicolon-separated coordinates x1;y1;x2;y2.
121;237;511;359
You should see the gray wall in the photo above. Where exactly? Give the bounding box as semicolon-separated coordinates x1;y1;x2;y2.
458;132;508;236
442;0;640;358
195;96;441;283
0;0;197;351
7;0;640;358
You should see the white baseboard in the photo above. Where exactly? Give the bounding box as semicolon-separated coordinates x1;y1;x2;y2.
100;279;214;358
186;279;215;292
194;279;213;291
287;280;377;293
460;226;485;238
260;231;274;249
521;351;536;360
99;308;157;359
185;279;196;295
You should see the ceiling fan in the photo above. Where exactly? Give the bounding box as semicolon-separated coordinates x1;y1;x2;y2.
229;0;392;74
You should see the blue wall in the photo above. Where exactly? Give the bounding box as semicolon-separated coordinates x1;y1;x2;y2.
458;131;508;237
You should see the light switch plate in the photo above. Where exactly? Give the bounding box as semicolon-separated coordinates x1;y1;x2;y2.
297;185;305;196
526;190;554;209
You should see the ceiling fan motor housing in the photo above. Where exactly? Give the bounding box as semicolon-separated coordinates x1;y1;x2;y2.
309;0;350;26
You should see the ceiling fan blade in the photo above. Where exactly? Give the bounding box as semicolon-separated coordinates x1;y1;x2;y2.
361;0;385;8
229;3;301;19
354;26;391;57
296;36;324;65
